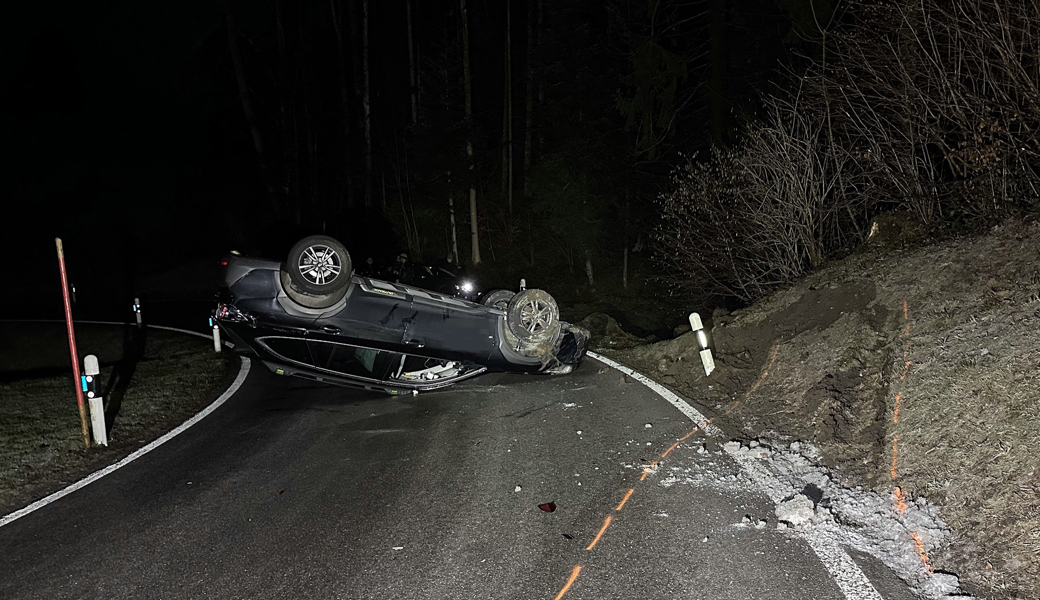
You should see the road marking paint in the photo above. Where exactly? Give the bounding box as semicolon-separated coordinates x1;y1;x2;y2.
586;515;613;550
804;529;888;600
0;319;226;344
894;487;908;515
909;531;934;573
639;461;659;482
588;352;722;433
615;489;635;511
890;435;899;480
888;301;936;575
0;357;251;530
588;350;885;600
552;566;582;600
661;440;681;458
677;425;707;442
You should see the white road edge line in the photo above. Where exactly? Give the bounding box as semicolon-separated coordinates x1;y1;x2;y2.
0;356;251;530
0;319;232;345
587;351;884;600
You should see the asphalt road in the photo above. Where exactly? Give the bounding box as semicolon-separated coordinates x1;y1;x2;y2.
0;359;916;600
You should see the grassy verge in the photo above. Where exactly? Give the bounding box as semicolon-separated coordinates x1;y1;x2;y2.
0;322;235;516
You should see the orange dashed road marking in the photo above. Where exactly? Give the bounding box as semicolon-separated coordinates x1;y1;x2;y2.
909;531;935;573
615;488;635;511
678;422;709;442
639;461;658;482
586;515;613;550
552;565;582;600
893;392;902;424
890;435;899;480
557;342;787;596
893;487;908;515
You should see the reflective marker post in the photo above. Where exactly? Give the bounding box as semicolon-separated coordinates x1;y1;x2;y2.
83;355;108;446
56;238;91;449
133;297;142;328
689;312;716;376
210;317;222;353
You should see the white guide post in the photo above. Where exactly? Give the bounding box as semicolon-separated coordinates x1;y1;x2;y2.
210;317;222;352
688;312;715;376
83;354;108;446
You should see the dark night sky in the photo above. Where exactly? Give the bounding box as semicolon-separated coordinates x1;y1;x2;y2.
4;2;230;269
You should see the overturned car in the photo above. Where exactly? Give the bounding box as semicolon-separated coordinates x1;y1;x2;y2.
214;235;589;394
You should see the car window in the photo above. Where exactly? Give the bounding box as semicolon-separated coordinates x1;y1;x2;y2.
259;337;400;380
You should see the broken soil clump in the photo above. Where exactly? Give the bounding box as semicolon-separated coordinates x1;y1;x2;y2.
603;216;1040;600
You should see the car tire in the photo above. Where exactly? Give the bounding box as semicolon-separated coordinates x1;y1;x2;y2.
480;289;515;310
279;270;348;309
506;289;561;344
286;235;352;296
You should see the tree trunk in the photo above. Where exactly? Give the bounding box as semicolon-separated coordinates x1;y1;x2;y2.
362;0;373;208
501;0;513;219
273;1;301;224
222;0;273;207
330;0;354;211
707;0;728;142
448;172;460;266
522;0;535;199
406;0;418;124
505;0;514;218
535;0;545;151
461;0;481;265
349;0;366;210
622;245;628;290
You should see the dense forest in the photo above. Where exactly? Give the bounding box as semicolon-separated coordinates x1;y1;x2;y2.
203;0;799;298
5;0;1038;312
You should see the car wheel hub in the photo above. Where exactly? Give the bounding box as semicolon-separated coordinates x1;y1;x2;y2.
519;299;554;333
299;245;342;285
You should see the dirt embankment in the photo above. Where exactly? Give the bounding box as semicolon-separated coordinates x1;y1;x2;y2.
594;217;1040;600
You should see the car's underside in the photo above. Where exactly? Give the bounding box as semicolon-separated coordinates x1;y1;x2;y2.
214;237;589;394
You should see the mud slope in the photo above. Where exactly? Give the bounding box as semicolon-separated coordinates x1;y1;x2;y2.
606;217;1040;600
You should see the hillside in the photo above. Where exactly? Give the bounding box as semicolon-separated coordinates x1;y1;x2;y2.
596;216;1040;599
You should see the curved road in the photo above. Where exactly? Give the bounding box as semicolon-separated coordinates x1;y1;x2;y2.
0;359;915;599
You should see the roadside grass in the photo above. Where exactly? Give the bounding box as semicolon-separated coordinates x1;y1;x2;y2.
0;322;234;516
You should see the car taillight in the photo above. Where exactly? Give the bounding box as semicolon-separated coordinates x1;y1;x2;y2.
215;303;249;323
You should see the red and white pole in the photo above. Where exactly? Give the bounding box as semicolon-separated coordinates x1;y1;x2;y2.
56;238;91;449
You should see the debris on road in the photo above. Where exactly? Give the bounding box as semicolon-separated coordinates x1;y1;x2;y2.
775;494;816;527
538;502;557;513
